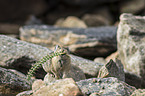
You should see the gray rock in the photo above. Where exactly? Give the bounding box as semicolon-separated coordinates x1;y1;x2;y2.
70;55;103;77
0;35;51;78
0;67;31;95
117;13;145;79
76;77;136;96
97;59;125;81
20;25;117;58
0;35;103;78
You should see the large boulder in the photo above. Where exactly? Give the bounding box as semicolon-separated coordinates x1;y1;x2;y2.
117;13;145;79
20;25;117;58
76;77;136;96
0;35;103;78
0;67;31;95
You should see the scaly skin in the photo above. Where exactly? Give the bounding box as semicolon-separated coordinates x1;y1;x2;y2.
27;45;67;81
42;45;71;79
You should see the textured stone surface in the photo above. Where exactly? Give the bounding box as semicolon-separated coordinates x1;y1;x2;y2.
117;13;145;79
131;89;145;96
70;55;103;77
0;67;31;95
32;78;83;96
55;16;87;28
32;79;45;92
20;25;117;58
76;77;136;96
98;59;125;81
0;35;103;78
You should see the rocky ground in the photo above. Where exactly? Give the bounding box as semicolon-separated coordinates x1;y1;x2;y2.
0;0;145;96
0;13;144;96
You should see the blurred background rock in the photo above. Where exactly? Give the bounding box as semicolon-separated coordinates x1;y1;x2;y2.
0;0;144;59
0;0;144;34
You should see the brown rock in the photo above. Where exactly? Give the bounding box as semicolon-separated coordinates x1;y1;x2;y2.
82;7;113;27
0;23;20;34
120;0;145;14
33;78;83;96
55;16;87;28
